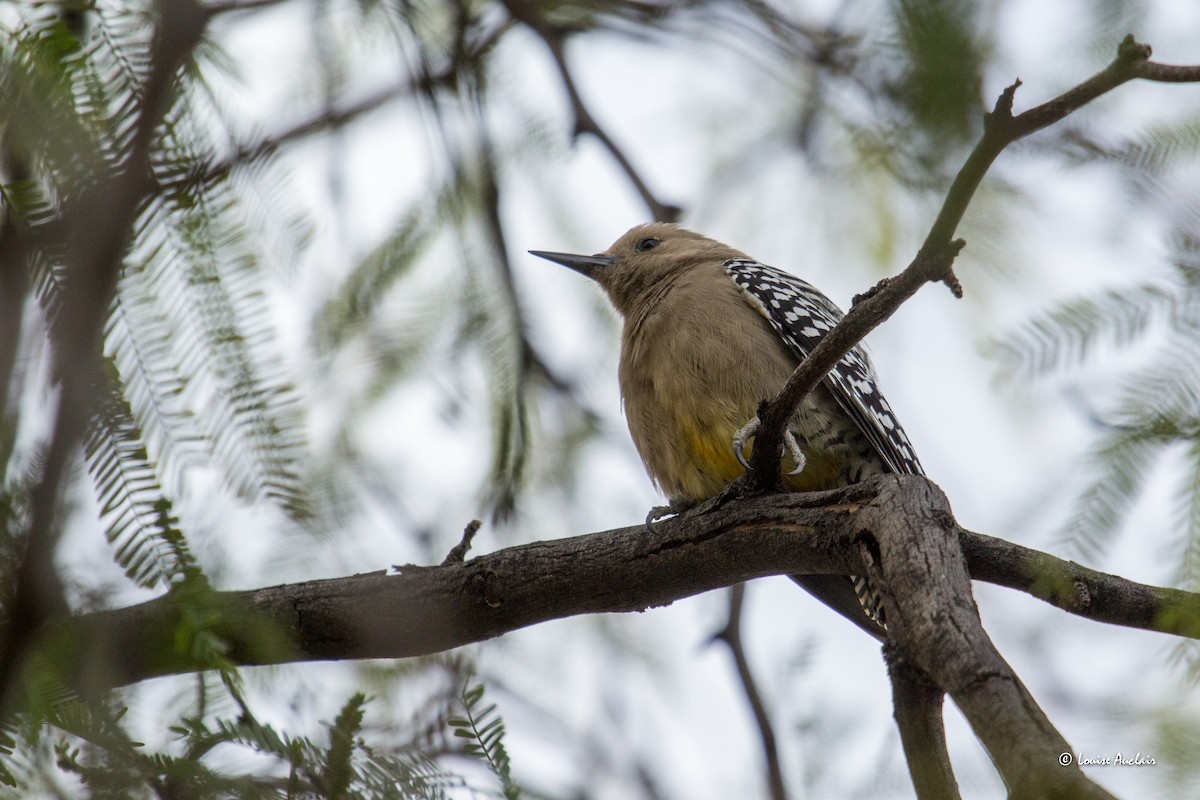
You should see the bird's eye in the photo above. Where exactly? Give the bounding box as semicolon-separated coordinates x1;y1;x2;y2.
636;238;661;252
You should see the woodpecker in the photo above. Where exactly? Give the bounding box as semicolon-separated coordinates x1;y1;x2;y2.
532;223;923;638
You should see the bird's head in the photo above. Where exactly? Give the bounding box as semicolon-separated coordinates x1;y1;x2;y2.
531;222;742;316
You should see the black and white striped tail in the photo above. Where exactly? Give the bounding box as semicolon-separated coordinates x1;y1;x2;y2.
852;573;886;629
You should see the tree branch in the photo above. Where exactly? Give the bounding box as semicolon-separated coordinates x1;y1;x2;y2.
31;476;1198;794
501;0;682;222
859;478;1115;799
886;646;959;800
203;0;292;14
156;18;512;198
710;585;788;800
962;530;1200;637
744;35;1200;492
48;488;861;690
40;479;1198;680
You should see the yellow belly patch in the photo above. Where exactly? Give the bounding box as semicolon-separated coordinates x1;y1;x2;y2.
675;419;845;498
683;424;745;486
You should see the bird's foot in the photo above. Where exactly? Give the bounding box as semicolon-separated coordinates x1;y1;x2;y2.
732;417;807;475
782;430;807;475
732;417;759;469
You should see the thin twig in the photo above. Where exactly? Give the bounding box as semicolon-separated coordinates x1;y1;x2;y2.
541;31;682;223
203;0;290;14
443;520;481;565
501;0;681;222
158;19;512;198
710;585;788;800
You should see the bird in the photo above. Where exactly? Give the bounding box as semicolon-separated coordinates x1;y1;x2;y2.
531;222;923;638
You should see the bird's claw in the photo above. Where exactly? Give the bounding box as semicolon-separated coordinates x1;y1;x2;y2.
783;430;807;475
732;417;807;475
732;418;758;470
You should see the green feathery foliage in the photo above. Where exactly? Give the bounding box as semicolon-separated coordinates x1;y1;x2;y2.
0;722;12;787
2;689;460;799
989;239;1200;591
172;693;456;799
448;681;520;800
988;283;1181;381
888;0;983;148
1;3;311;587
85;357;199;589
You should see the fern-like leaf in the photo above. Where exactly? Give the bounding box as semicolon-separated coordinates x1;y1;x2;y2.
322;692;367;799
1092;116;1200;177
986;282;1178;382
84;357;199;589
1056;346;1200;561
171;696;454;799
449;681;521;800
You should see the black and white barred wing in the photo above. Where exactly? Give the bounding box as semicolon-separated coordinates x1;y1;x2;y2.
724;258;923;476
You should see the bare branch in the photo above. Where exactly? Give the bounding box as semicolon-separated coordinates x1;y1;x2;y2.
861;478;1115;799
37;479;1199;685
47;490;861;690
501;0;682;222
33;477;1184;794
886;646;959;800
203;0;291;14
962;530;1200;637
710;585;788;800
187;82;420;189
443;519;481;565
158;18;512;197
744;35;1200;492
1137;61;1200;82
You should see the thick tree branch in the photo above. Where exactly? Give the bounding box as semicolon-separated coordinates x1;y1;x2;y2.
36;477;1184;795
745;36;1200;492
33;477;1199;795
42;479;1199;684
48;489;860;690
860;478;1114;799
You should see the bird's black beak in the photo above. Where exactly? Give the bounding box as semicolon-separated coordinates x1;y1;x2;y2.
529;250;614;280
